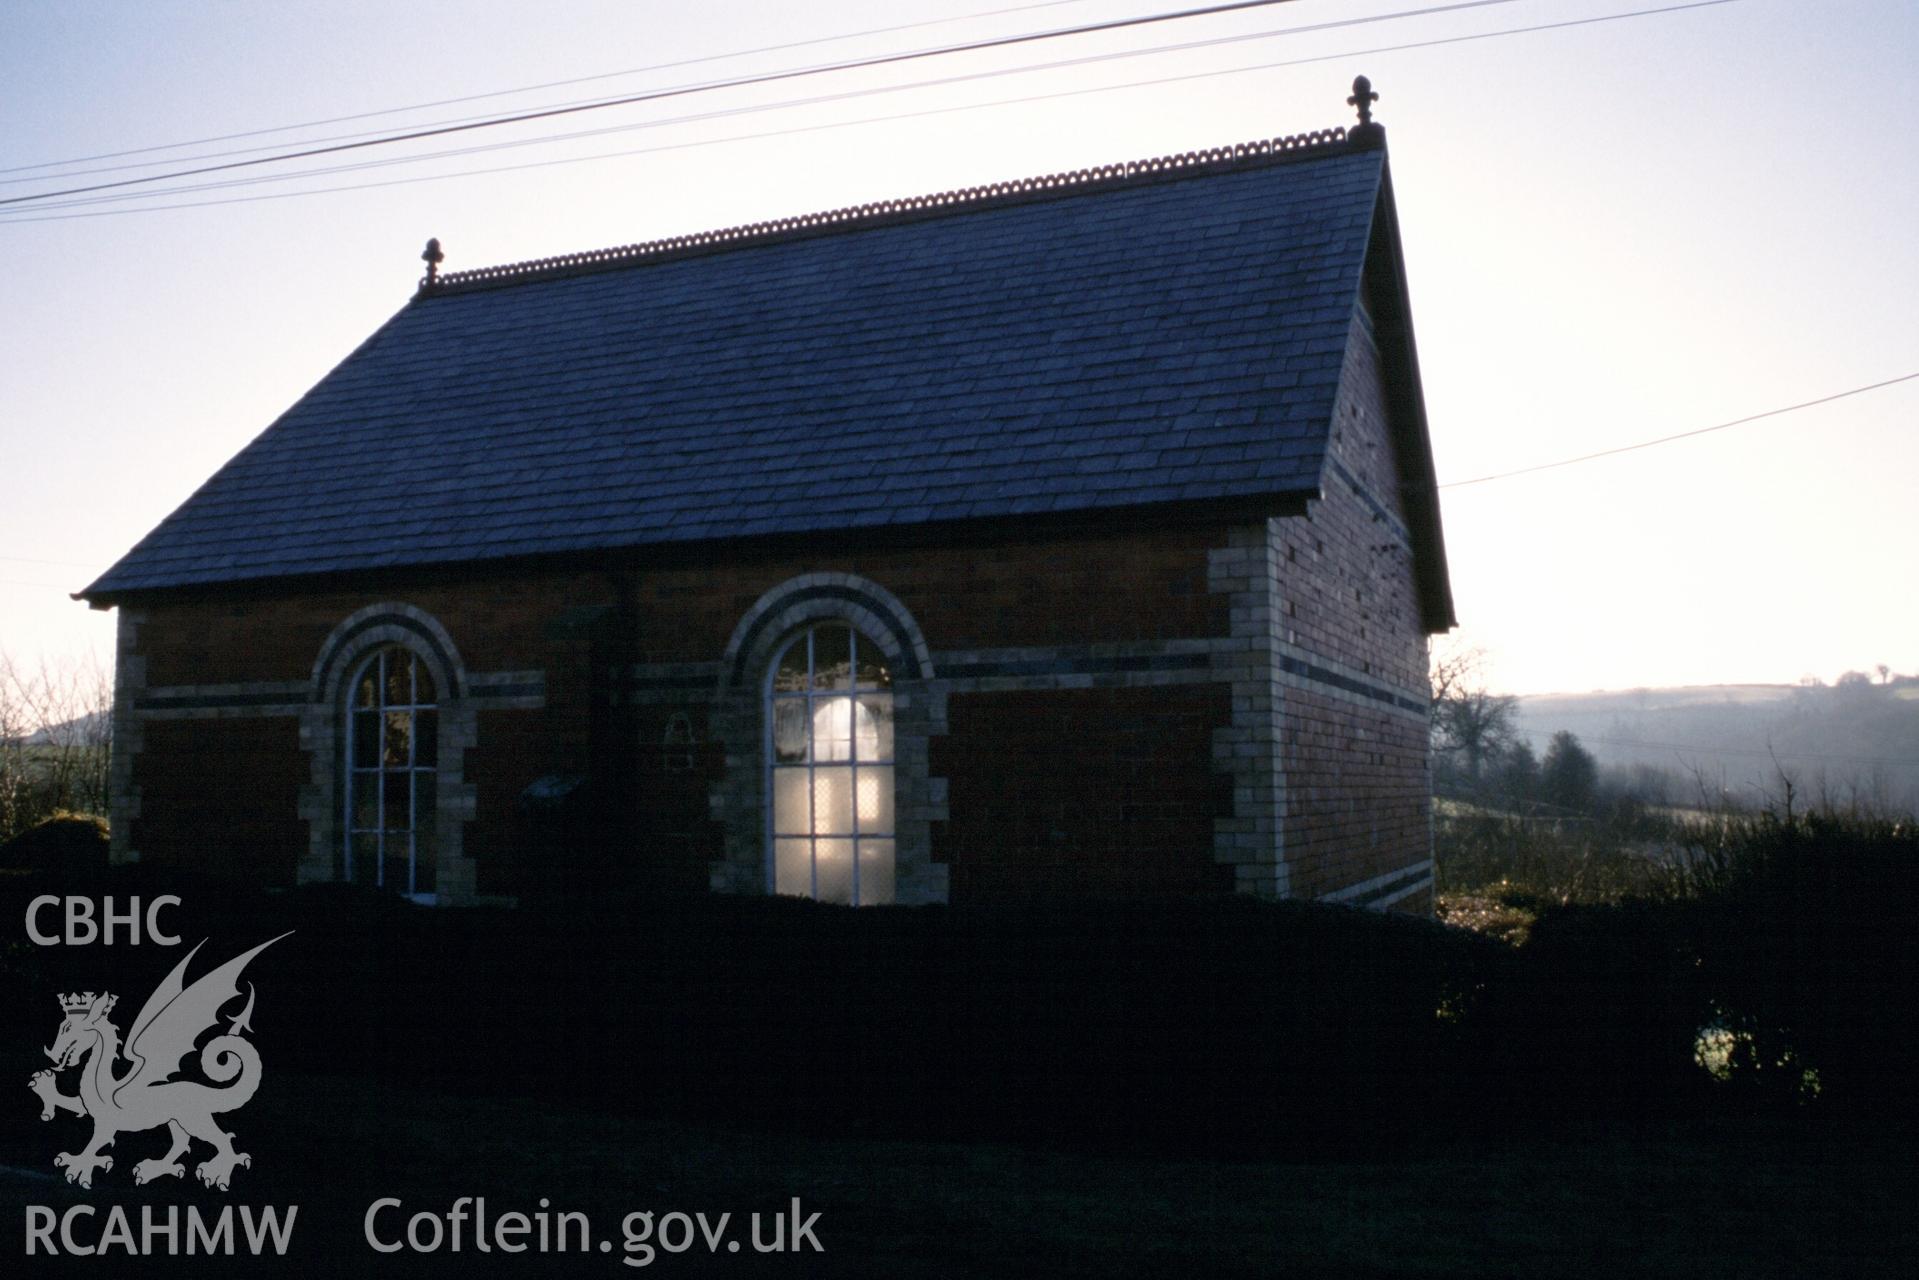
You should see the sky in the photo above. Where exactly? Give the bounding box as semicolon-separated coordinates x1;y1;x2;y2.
1;0;1913;696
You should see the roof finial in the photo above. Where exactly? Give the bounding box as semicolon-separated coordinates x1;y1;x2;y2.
1346;75;1383;148
1348;75;1378;126
421;237;445;287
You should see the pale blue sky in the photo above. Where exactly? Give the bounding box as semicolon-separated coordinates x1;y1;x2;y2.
2;0;1913;694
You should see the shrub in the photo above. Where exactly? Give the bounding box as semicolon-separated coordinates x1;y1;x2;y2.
0;869;1509;1156
1434;805;1683;906
0;810;109;873
1674;811;1919;1124
1466;806;1919;1131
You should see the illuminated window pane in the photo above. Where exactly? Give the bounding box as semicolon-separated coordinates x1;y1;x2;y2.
814;839;855;904
857;766;894;831
857;839;896;905
811;769;854;835
772;769;811;835
773;700;807;763
765;623;897;906
774;838;812;897
857;697;893;761
813;698;854;762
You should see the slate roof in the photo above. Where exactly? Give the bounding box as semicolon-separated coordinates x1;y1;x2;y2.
84;129;1418;602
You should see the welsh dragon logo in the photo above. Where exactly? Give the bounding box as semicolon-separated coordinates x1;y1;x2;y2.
27;934;290;1191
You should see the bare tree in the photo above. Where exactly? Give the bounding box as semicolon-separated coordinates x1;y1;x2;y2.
0;649;113;843
1430;643;1518;792
0;655;30;842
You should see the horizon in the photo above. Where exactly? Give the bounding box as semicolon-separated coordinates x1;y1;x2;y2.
1516;672;1916;700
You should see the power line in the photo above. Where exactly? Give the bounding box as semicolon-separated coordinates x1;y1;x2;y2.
0;1;1727;220
0;0;1099;183
0;0;1739;226
1440;372;1919;489
0;0;1337;209
13;0;1541;215
26;0;1528;200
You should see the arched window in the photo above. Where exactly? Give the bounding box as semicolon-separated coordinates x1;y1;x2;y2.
767;624;894;905
344;647;438;895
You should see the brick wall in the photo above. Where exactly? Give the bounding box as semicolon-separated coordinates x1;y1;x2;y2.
136;525;1224;683
1268;299;1434;909
133;718;304;886
115;522;1233;899
1277;688;1430;900
934;686;1234;897
463;708;544;897
110;394;1435;910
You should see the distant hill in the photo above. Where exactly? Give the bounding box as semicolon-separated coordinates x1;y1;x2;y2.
1513;678;1919;812
13;709;109;748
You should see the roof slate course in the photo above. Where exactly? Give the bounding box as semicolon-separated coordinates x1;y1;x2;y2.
85;143;1387;598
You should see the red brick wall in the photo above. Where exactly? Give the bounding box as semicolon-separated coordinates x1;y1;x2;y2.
1276;306;1433;904
139;573;619;688
624;704;725;889
124;522;1230;891
1278;689;1431;900
1269;331;1427;694
934;686;1234;898
630;525;1228;661
138;524;1227;689
462;708;544;896
133;719;304;887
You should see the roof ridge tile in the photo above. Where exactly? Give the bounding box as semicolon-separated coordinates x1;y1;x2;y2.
422;125;1352;296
